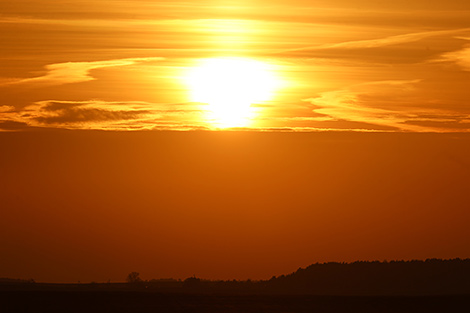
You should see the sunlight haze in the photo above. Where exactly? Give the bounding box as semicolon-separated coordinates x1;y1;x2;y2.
1;0;470;284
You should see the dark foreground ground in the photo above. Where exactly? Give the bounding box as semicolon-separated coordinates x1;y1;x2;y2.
1;290;469;313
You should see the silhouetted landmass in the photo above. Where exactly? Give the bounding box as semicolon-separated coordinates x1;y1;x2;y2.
2;259;470;312
2;259;470;296
1;291;468;313
143;258;470;295
267;258;470;295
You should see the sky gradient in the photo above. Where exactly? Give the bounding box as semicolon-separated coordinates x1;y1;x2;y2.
2;131;470;282
1;1;470;283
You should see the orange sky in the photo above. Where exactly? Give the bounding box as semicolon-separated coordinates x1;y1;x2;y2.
1;0;470;131
1;1;470;282
1;131;470;282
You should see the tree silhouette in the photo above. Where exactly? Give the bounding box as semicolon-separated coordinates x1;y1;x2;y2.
126;272;142;284
183;276;201;289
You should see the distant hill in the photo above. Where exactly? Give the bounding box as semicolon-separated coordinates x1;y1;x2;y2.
267;258;470;295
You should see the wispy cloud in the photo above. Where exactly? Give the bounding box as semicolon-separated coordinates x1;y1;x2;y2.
0;105;29;131
438;39;470;71
4;57;164;86
16;100;206;131
0;105;16;120
0;105;14;113
304;80;470;132
280;28;470;53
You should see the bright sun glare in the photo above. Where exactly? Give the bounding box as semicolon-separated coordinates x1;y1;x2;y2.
185;57;280;128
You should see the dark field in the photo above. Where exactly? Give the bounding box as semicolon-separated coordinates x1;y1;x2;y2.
1;290;469;313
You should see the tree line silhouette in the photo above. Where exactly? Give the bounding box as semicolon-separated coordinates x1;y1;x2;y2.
266;258;470;295
121;258;470;295
2;259;470;295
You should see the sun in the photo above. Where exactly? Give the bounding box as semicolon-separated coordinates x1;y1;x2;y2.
185;57;280;128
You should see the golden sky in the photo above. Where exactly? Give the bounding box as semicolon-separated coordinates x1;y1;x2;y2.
1;0;470;131
2;131;470;283
1;1;470;283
